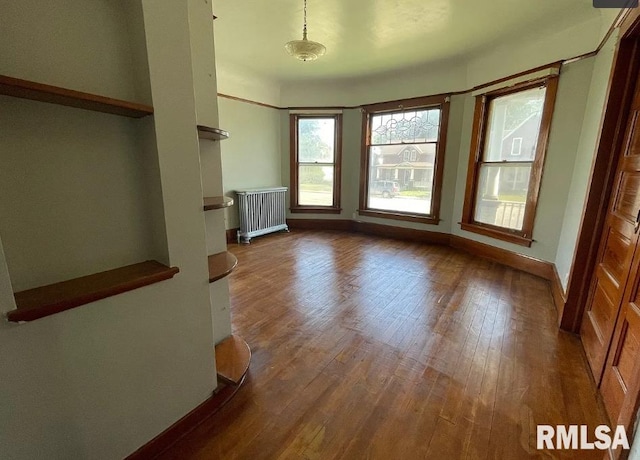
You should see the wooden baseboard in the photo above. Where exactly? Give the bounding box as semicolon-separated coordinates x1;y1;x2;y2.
287;218;353;232
286;218;554;282
551;264;568;322
449;235;555;281
352;220;451;246
126;377;245;460
286;218;450;245
127;335;251;459
226;228;238;244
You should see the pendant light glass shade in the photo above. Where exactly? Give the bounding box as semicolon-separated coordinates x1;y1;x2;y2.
285;0;326;61
285;36;326;61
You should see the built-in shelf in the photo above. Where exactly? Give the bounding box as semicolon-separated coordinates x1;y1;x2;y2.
0;74;154;118
197;125;229;141
207;251;237;283
203;196;233;210
6;261;179;323
215;334;251;385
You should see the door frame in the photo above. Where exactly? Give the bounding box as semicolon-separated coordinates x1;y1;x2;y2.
560;8;640;332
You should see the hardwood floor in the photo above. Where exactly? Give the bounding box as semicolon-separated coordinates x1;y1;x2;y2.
160;230;607;459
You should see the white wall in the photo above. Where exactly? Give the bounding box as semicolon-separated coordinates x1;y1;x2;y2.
280;59;468;108
341;109;367;220
0;0;145;103
218;97;283;229
0;1;221;458
0;98;161;292
0;0;165;293
465;14;601;89
555;30;619;291
216;62;281;108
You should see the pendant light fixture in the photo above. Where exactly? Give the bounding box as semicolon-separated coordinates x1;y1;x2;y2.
285;0;326;61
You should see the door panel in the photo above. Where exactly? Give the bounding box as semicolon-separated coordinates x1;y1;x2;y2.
603;310;640;425
581;62;640;384
615;170;640;220
602;228;633;282
582;274;620;375
589;283;617;342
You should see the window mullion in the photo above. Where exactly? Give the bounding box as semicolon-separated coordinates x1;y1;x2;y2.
298;162;335;166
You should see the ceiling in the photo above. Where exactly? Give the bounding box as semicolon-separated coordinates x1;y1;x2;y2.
212;0;601;84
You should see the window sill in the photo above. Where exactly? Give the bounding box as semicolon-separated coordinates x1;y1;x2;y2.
290;206;342;215
358;209;439;225
460;222;533;247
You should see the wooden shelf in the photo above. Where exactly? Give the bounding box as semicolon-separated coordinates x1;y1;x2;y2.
203;196;233;211
0;74;154;118
197;125;229;141
6;261;179;322
215;335;251;385
208;251;237;283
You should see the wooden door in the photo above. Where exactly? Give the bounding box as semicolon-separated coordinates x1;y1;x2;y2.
599;70;640;460
580;49;640;384
600;288;640;459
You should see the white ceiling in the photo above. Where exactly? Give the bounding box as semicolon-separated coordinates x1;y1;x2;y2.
213;0;601;84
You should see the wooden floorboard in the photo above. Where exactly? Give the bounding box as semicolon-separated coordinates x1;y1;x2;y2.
159;230;607;460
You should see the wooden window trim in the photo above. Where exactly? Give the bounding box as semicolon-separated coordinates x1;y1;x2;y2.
290;114;342;214
358;94;450;223
358;209;439;225
460;76;559;247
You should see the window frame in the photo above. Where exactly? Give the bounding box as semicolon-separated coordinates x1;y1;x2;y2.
358;94;450;224
289;114;343;214
460;76;559;247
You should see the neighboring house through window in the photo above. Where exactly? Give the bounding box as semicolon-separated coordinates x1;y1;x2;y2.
290;114;342;213
511;137;523;156
359;95;450;224
461;75;559;246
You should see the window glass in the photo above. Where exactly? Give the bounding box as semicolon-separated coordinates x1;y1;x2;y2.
370;109;441;145
298;118;335;163
474;164;531;231
483;87;545;162
290;115;341;212
366;143;436;215
298;165;334;206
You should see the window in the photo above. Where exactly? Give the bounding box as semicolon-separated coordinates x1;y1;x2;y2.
461;76;559;247
359;95;450;224
290;114;342;213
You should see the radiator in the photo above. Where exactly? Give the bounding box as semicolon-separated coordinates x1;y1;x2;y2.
235;187;289;243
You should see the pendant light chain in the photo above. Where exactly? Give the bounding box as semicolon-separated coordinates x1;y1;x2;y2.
302;0;308;40
284;0;326;61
